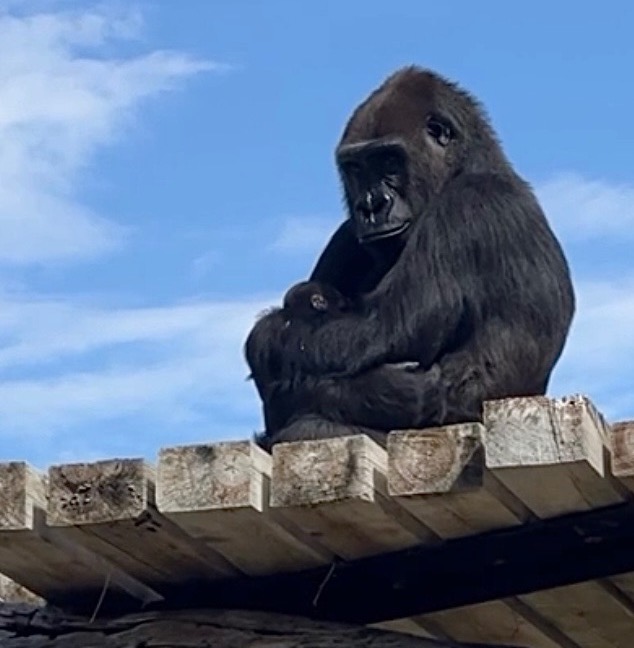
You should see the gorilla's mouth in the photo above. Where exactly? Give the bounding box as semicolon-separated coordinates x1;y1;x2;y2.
359;221;411;243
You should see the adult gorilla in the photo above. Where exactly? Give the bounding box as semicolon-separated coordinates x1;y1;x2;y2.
245;65;575;451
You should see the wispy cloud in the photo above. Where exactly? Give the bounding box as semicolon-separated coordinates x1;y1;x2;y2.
0;5;219;265
537;172;634;241
269;215;339;255
550;276;634;419
0;294;271;436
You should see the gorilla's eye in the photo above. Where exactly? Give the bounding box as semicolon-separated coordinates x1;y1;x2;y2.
381;151;402;176
426;117;454;147
341;160;363;178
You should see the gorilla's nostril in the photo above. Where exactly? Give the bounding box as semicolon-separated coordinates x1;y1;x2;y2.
357;189;391;223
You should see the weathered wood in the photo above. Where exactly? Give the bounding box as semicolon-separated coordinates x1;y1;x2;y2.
157;440;333;574
270;435;437;559
387;424;566;647
177;499;634;625
0;574;42;605
0;604;517;647
519;581;634;647
0;393;632;645
47;459;239;591
483;395;627;516
387;424;531;537
0;462;150;608
610;420;634;491
418;600;576;648
574;417;634;625
485;397;634;647
370;618;438;640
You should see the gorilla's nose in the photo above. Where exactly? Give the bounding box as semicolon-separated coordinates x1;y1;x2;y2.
356;189;392;223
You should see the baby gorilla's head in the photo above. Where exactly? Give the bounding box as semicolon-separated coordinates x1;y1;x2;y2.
283;281;350;319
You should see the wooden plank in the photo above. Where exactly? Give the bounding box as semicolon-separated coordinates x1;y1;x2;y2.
270;435;437;560
0;573;43;604
0;462;158;608
420;599;578;648
387;423;532;537
519;581;634;648
137;498;634;625
369;618;438;640
157;440;333;575
387;424;569;647
610;420;634;492
484;396;634;647
47;458;242;592
483;395;627;516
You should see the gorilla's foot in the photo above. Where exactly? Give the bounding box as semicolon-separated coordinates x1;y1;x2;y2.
255;416;387;452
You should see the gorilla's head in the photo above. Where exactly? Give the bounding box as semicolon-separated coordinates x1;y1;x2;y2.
336;66;507;245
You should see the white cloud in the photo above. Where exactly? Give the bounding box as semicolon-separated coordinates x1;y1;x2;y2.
0;294;272;435
532;174;634;420
550;276;634;416
270;215;339;255
536;172;634;241
0;4;261;448
0;5;220;265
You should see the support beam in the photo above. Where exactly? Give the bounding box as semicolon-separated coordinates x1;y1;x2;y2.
158;499;634;625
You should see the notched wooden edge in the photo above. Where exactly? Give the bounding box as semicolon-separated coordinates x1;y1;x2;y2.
482;394;609;470
156;440;271;513
610;421;634;477
270;434;386;508
387;423;485;497
47;458;149;526
0;462;45;531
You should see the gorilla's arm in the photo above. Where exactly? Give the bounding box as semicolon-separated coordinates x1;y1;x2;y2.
283;175;565;377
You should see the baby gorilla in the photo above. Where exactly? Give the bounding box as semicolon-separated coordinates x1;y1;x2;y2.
282;280;351;323
249;280;442;451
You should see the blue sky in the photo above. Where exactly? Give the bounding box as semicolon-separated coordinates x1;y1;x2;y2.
1;0;634;468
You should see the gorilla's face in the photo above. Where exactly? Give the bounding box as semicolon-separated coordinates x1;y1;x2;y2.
336;138;413;244
336;68;461;245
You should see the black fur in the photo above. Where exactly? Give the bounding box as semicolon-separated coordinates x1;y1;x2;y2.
245;65;575;450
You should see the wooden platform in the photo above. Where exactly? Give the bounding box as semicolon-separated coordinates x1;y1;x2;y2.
1;394;634;647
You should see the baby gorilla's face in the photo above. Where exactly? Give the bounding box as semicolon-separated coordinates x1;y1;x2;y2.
308;292;329;312
282;281;348;319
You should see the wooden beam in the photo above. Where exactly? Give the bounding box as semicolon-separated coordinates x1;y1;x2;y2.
161;499;634;625
156;440;333;574
387;423;567;648
483;396;634;646
416;600;579;648
519;581;634;647
0;574;42;605
483;395;627;516
0;462;155;609
270;435;438;560
610;420;634;492
387;423;531;537
47;458;241;593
